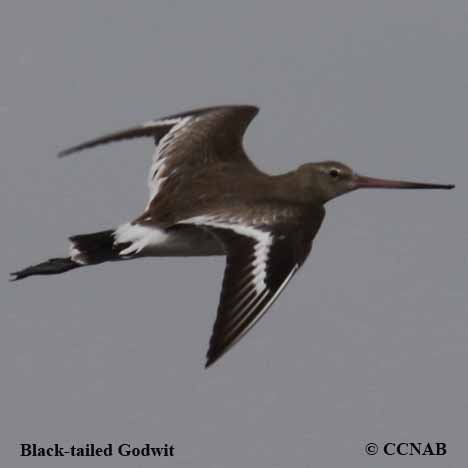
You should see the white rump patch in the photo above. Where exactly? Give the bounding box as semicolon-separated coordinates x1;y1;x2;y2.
114;223;169;256
178;216;272;293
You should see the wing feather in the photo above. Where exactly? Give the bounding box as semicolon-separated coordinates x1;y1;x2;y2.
176;214;325;367
58;105;259;206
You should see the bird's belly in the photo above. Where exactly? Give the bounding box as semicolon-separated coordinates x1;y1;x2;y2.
140;225;225;257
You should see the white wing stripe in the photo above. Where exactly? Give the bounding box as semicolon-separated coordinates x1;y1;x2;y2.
146;116;193;206
177;216;300;353
227;288;269;336
142;117;184;128
177;216;273;294
149;157;166;180
231;283;266;316
227;264;299;345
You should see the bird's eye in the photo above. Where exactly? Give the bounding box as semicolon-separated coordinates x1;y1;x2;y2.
329;168;340;179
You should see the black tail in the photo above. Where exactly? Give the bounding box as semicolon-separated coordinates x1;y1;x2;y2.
69;229;118;264
10;229;121;281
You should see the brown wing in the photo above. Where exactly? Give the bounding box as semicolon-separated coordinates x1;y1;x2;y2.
58;105;259;205
177;207;325;367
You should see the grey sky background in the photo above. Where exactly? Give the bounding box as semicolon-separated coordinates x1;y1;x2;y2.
1;1;466;466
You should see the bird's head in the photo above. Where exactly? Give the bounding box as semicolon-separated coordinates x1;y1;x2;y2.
297;161;454;204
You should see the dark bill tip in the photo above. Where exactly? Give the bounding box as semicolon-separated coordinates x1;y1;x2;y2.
354;175;455;190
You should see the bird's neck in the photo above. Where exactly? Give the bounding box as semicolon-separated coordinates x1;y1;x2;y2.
269;170;324;206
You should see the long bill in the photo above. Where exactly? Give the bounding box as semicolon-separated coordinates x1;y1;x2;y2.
354;175;454;190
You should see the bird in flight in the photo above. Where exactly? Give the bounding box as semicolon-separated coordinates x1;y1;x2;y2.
11;105;454;367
